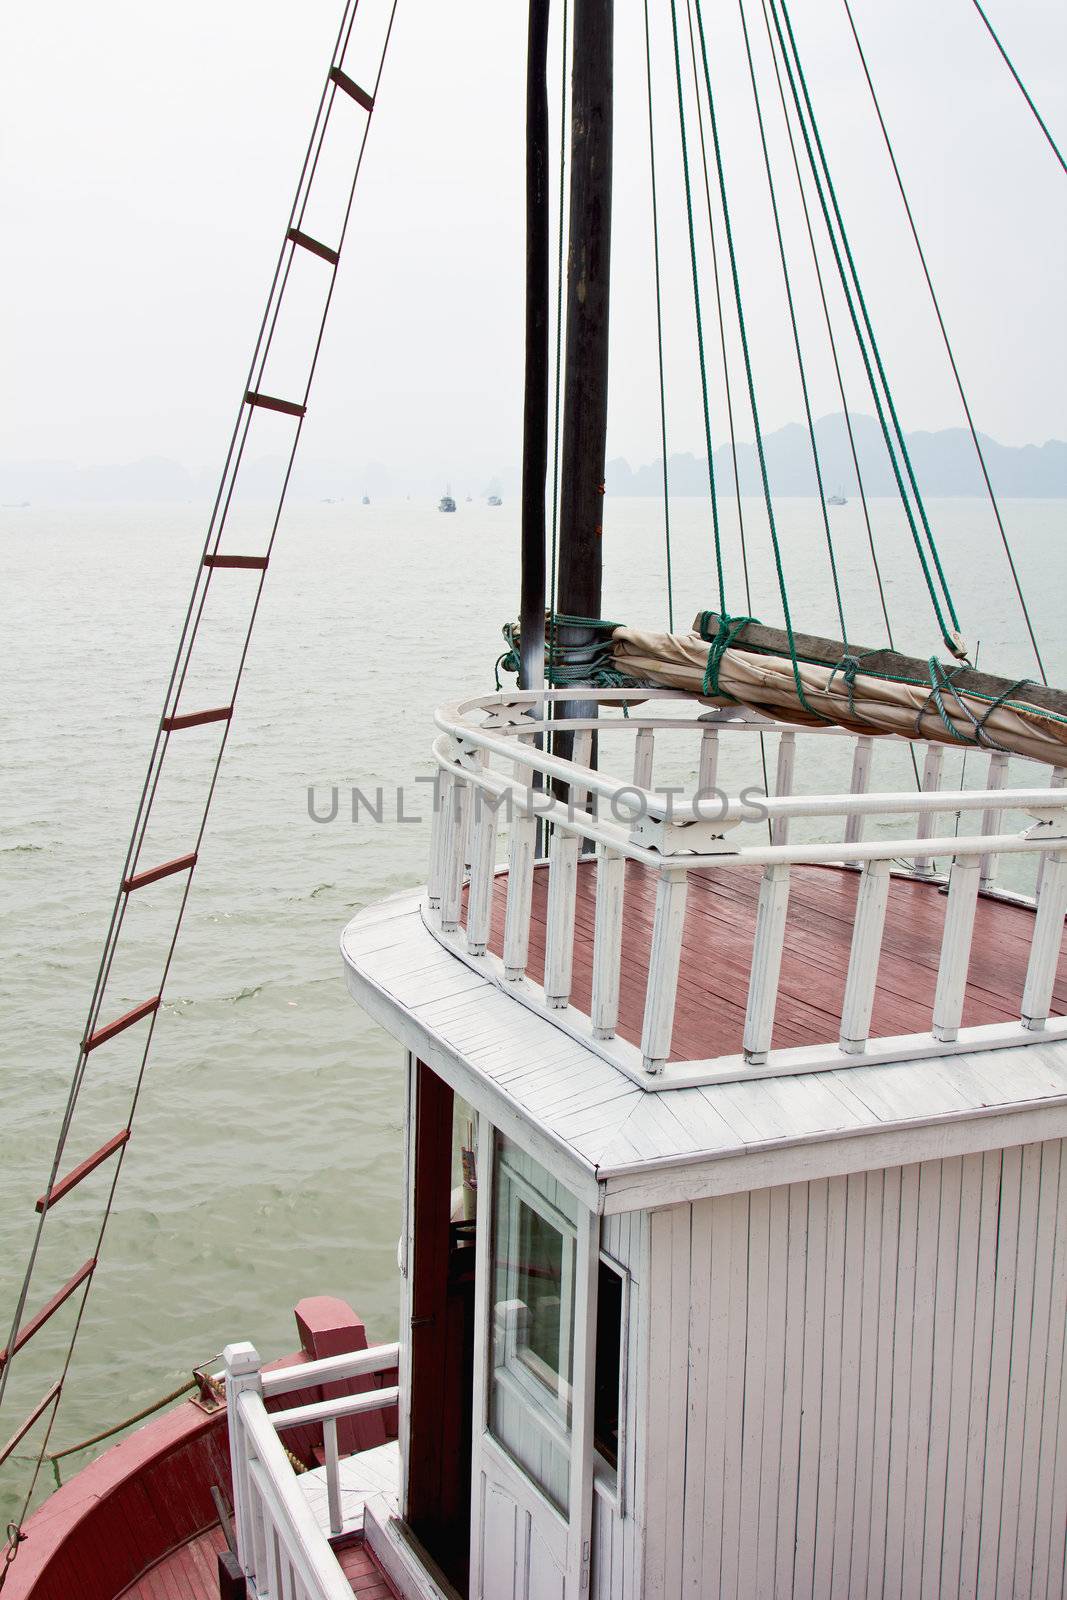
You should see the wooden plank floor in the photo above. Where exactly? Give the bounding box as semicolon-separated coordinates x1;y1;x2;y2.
485;860;1067;1060
118;1524;400;1598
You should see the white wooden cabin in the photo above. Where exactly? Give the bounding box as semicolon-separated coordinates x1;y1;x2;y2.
227;689;1067;1600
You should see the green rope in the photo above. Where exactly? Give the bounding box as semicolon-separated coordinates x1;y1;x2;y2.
970;0;1066;177
644;0;675;630
768;0;965;656
736;0;848;649
667;0;726;612
689;0;829;720
697;611;760;698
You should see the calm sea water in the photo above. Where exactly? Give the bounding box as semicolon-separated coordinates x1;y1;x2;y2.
1;493;1063;1515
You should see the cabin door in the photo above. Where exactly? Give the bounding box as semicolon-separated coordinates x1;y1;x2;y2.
469;1126;598;1600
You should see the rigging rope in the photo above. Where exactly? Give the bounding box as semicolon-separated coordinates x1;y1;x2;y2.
765;0;967;660
682;0;755;620
0;0;398;1573
841;0;1048;686
667;0;726;612
643;0;675;630
688;0;830;720
735;0;849;649
969;0;1066;176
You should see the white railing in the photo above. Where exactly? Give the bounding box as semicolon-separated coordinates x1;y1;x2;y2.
224;1340;400;1600
424;688;1067;1088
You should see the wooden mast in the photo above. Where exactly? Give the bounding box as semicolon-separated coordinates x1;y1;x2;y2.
519;0;551;693
556;0;613;711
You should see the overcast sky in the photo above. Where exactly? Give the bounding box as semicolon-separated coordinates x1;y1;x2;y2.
1;0;1064;486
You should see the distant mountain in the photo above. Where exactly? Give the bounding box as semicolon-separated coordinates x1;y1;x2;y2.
606;414;1067;498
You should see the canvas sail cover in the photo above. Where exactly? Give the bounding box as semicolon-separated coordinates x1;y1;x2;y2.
609;616;1067;767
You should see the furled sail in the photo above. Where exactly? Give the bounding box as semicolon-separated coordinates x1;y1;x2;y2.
609;613;1067;766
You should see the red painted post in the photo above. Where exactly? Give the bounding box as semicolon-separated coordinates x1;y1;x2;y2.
294;1296;388;1455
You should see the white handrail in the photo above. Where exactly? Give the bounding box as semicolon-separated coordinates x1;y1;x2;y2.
262;1339;400;1398
238;1390;354;1600
226;1341;400;1594
420;688;1067;1086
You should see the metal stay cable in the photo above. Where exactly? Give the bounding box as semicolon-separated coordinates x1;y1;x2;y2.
841;0;1048;685
643;0;675;630
0;1;398;1566
735;0;849;649
969;0;1066;177
764;0;965;659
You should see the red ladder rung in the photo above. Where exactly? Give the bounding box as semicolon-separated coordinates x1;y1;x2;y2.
162;706;233;732
123;851;197;894
245;390;306;419
0;1260;96;1371
287;227;339;266
84;996;160;1054
0;1382;62;1468
328;65;374;112
36;1130;131;1214
203;554;269;570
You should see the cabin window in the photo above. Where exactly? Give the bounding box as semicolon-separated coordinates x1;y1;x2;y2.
488;1135;579;1515
593;1257;624;1473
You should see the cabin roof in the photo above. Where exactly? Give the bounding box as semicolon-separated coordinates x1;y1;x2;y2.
341;891;1067;1213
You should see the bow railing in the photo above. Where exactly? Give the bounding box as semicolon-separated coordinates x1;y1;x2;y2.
224;1341;400;1600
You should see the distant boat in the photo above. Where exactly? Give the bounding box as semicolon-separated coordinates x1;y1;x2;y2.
488;495;502;507
439;490;457;513
362;493;370;505
826;488;847;506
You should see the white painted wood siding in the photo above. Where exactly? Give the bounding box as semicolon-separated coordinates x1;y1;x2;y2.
642;1137;1067;1600
590;1210;649;1600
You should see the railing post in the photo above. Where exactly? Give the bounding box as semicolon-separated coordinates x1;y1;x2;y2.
979;750;1010;891
502;805;538;980
544;823;580;1007
641;865;688;1073
440;768;471;932
771;731;796;847
223;1341;263;1581
1022;848;1067;1031
913;742;944;876
698;725;719;793
932;855;981;1042
591;846;625;1039
844;735;873;847
324;1415;343;1537
632;726;654;790
743;864;791;1064
427;769;451;912
466;757;499;956
839;858;891;1053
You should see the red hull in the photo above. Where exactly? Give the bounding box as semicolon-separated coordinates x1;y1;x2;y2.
4;1297;397;1600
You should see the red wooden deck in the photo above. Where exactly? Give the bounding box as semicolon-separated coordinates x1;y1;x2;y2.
118;1526;400;1598
486;860;1067;1059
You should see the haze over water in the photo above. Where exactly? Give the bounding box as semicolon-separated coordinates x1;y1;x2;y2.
1;493;1064;1516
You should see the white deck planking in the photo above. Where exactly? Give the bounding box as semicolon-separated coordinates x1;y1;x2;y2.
342;891;1067;1210
297;1439;400;1541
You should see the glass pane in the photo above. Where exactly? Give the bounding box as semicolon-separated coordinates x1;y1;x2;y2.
488;1138;576;1514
